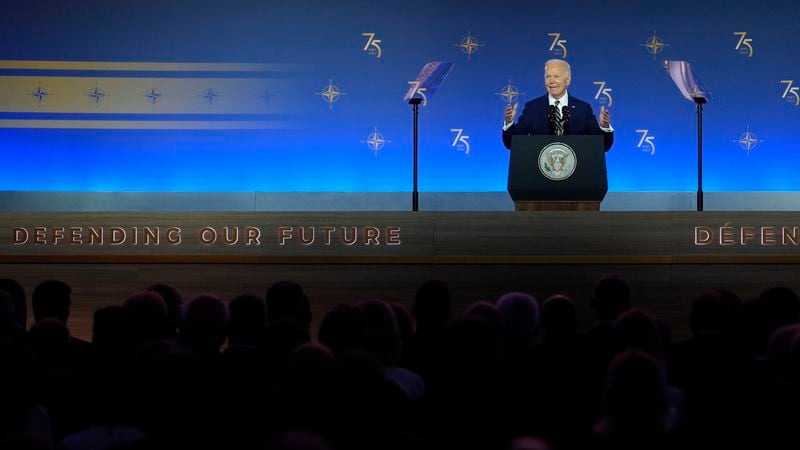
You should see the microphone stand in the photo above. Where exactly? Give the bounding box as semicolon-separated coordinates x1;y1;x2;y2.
409;97;423;212
694;97;707;211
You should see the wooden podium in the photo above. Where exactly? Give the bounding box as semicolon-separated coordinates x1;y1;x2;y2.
508;135;608;211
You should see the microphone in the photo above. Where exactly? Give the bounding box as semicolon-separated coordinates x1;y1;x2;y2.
560;105;571;134
548;105;560;135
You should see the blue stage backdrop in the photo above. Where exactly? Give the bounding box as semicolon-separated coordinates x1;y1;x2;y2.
0;0;798;193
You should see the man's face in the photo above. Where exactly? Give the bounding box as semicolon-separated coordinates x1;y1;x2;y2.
544;63;570;99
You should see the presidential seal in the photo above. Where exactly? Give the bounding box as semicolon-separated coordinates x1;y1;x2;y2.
538;142;577;181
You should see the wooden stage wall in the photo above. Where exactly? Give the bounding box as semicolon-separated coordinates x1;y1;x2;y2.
2;212;800;341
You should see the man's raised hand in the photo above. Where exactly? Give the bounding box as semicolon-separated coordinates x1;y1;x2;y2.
504;102;519;126
600;105;611;128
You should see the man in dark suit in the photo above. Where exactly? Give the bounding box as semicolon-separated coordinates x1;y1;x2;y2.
502;59;614;151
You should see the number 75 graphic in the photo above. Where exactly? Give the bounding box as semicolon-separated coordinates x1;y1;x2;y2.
548;33;567;58
450;129;471;155
781;80;800;106
636;129;656;155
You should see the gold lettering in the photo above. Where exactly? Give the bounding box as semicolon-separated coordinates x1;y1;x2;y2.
34;227;46;244
719;224;735;246
364;226;380;245
340;226;357;245
52;227;65;245
299;227;315;246
199;227;217;245
320;226;335;245
246;227;261;246
740;226;755;245
89;227;103;245
223;227;239;245
166;227;182;245
144;227;159;245
278;227;293;246
694;226;712;246
783;227;800;245
13;228;29;245
69;227;83;245
386;227;401;245
761;227;777;245
110;227;126;245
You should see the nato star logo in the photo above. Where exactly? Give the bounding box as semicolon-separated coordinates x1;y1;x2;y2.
143;85;164;109
734;126;762;155
85;82;107;107
31;83;49;107
317;79;345;109
362;127;390;155
455;31;483;61
88;87;105;104
200;87;220;105
642;31;669;60
260;88;274;105
496;79;524;104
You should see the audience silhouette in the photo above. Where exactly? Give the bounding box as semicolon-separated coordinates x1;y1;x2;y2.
0;275;799;450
